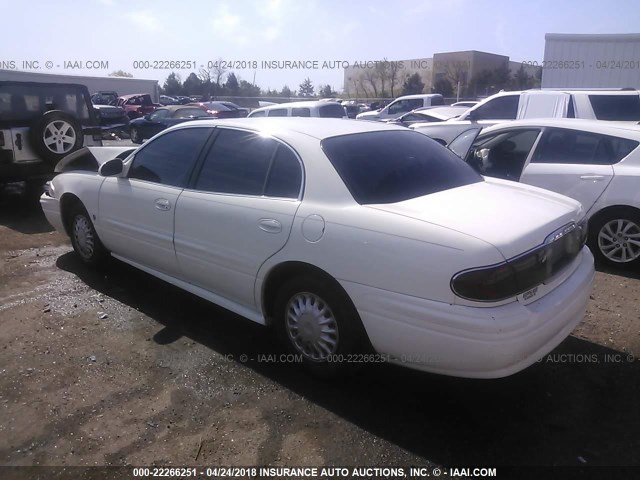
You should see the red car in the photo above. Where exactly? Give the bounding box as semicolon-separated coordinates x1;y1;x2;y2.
187;101;249;118
117;94;162;120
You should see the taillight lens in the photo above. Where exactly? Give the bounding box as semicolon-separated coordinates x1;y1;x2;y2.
207;110;219;116
451;220;587;302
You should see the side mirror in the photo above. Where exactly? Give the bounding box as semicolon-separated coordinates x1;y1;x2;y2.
467;110;480;121
99;158;124;177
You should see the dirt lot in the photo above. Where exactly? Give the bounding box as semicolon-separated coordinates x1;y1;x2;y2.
0;186;639;473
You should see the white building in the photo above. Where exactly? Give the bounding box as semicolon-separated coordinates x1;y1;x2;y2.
542;33;640;89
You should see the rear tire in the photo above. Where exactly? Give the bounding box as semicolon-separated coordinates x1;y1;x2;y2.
130;127;143;144
67;204;108;266
274;275;365;378
588;208;640;269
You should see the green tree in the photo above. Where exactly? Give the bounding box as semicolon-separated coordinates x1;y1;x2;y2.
239;80;261;97
163;72;182;96
432;78;453;97
109;70;133;78
401;73;425;95
280;85;293;98
225;73;240;96
183;73;203;96
298;77;315;97
318;84;336;98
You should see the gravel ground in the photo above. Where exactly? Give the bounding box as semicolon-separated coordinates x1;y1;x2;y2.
0;186;639;473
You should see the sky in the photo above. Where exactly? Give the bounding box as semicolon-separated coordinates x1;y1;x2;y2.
1;0;639;93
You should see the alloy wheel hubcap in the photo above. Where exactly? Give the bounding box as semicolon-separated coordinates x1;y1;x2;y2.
73;215;95;259
285;292;339;362
43;120;76;154
598;219;640;263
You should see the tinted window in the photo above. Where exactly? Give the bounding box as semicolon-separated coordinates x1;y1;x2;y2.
319;104;346;118
291;107;311;117
128;128;212;186
249;110;266;117
589;95;640;121
195;129;277;195
321;131;482;205
265;146;302;198
268;108;288;117
430;96;445;106
388;99;423;116
532;128;639;165
0;83;91;122
473;95;519;120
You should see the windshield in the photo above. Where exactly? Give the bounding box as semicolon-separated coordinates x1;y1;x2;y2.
322;130;482;205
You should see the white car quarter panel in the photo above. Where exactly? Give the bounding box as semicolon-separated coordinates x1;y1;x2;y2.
174;191;300;308
97;177;182;276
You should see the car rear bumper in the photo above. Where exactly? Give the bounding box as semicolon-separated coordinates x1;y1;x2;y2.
342;247;595;378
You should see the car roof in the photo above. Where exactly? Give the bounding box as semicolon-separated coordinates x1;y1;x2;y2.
395;94;442;100
251;100;342;112
169;117;407;140
413;106;468;118
481;118;640;138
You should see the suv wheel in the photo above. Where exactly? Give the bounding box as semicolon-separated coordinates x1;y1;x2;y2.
29;111;83;164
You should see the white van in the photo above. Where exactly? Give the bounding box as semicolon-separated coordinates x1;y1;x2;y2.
247;100;347;118
411;89;640;145
356;94;445;121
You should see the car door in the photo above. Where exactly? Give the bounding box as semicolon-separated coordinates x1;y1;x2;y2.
519;128;615;214
459;128;542;182
174;128;303;308
97;126;213;276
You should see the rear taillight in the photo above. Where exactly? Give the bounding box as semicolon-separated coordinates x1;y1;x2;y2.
207;110;219;116
451;220;587;302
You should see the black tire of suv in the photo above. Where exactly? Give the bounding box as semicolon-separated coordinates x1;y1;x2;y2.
29;111;84;165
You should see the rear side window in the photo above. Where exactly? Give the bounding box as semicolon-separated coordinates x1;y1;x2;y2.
291;107;311;117
319;104;346;118
430;96;445;106
532;128;639;165
268;108;288;117
322;131;482;204
265;146;303;198
128;127;212;186
473;95;519;120
589;95;640;121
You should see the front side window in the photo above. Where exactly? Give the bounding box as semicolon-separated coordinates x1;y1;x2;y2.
321;131;482;205
148;109;170;121
532;128;639;165
319;104;346;118
467;129;540;180
249;110;266;117
195;128;302;198
473;95;519;120
128;127;212;186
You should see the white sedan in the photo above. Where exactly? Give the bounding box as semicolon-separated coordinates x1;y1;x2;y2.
41;118;594;378
449;119;640;268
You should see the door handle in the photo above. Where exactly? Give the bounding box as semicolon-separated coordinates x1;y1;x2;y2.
154;198;171;211
579;175;605;181
258;218;282;233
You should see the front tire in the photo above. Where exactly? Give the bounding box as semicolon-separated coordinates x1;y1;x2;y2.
67;205;108;266
274;276;365;378
589;208;640;269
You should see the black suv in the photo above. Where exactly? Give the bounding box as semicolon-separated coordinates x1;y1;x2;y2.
0;81;102;186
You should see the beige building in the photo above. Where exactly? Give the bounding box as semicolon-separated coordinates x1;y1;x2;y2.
344;50;542;99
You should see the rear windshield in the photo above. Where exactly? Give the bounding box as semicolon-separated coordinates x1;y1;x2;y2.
589;95;640;121
322;131;483;204
319;104;345;118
